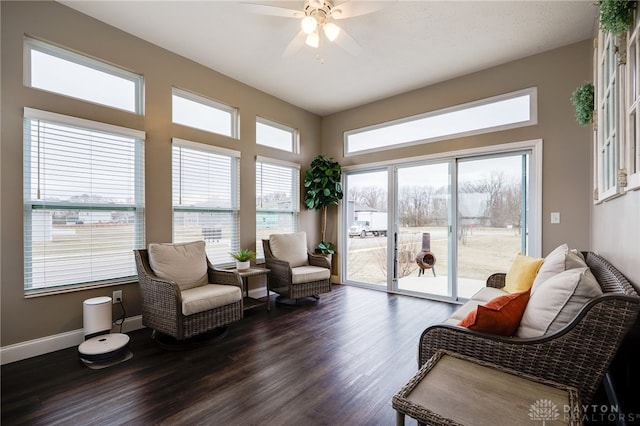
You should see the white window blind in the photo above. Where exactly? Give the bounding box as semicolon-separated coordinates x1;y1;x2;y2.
172;139;240;265
256;157;300;258
23;108;145;293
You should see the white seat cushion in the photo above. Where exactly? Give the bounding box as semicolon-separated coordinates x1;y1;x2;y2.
269;232;309;267
181;284;242;316
291;265;330;284
148;241;208;291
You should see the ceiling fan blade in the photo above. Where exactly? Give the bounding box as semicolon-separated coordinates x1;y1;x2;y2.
241;3;304;19
332;25;362;56
283;30;307;58
330;1;393;20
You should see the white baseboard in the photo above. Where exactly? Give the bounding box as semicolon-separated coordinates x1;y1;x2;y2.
0;315;144;365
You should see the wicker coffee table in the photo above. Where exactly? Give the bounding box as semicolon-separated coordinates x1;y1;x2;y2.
392;350;582;426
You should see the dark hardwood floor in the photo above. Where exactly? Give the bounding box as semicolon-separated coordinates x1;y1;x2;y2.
1;285;456;425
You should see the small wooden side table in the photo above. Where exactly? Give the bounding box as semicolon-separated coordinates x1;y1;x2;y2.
228;267;270;311
392;350;582;426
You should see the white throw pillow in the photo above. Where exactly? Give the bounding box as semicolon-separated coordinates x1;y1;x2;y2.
516;266;602;338
269;232;309;267
531;244;587;294
148;241;209;291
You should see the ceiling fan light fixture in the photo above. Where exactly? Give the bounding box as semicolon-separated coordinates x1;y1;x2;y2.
301;16;317;34
323;22;340;41
305;30;320;48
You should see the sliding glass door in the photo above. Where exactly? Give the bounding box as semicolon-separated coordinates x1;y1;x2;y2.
342;144;539;302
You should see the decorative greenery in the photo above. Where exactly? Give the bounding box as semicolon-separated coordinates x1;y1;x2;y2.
230;248;256;262
304;155;343;253
571;82;595;126
314;241;336;255
598;0;636;35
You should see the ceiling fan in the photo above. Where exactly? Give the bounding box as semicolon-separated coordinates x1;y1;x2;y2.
244;1;390;57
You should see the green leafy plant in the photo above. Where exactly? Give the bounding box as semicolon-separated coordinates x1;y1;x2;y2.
315;241;336;255
598;0;636;35
230;248;256;262
571;82;595;126
304;155;343;254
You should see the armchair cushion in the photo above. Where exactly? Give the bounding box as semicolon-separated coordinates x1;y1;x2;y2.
148;241;208;291
181;284;242;316
291;265;331;284
517;266;602;338
269;232;309;267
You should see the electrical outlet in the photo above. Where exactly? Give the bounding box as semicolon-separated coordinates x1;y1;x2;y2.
112;290;123;304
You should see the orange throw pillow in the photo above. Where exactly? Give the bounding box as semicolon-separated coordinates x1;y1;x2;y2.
458;290;530;336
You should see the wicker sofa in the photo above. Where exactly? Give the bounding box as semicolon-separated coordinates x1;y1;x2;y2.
418;249;640;404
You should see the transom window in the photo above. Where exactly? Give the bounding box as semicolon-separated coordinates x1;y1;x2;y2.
23;108;145;294
172;139;240;265
24;37;144;114
256;117;299;153
345;88;537;156
255;157;300;259
172;88;238;138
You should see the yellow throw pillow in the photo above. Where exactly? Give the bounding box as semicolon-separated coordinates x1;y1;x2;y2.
504;254;544;293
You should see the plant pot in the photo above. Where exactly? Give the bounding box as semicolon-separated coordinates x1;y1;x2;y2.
236;260;250;271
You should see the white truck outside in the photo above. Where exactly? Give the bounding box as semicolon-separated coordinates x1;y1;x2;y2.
348;212;388;238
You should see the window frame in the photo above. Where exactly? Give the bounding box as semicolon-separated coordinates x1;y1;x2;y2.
624;9;640;191
172;88;239;139
171;138;241;266
24;37;144;115
343;87;537;156
23;108;145;296
256;116;299;153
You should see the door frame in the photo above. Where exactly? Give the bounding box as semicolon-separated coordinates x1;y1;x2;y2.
339;139;543;300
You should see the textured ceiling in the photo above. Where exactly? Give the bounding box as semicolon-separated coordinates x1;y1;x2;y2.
60;1;598;116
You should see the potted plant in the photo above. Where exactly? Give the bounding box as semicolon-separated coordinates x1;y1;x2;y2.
230;248;256;271
571;82;595;126
598;0;636;35
304;155;343;257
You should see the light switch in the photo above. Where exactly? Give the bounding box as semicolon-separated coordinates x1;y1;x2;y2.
550;212;560;224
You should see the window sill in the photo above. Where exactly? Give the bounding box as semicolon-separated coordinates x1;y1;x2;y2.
24;278;137;299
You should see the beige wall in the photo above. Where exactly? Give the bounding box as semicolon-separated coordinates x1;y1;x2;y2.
0;2;322;346
322;41;594;264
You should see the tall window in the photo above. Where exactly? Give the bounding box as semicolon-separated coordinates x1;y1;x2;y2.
596;31;620;201
172;88;238;138
255;157;300;258
24;37;144;114
172;139;240;265
626;10;640;191
256;117;299;153
23;108;145;293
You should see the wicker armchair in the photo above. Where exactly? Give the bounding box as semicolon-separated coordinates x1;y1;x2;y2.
134;241;243;341
262;232;332;309
418;251;640;403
